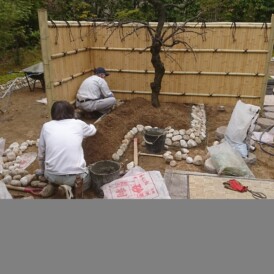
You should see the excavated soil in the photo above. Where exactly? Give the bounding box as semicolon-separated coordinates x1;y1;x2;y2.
1;86;274;199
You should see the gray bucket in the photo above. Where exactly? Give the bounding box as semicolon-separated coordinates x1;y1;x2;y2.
88;160;121;187
143;128;166;153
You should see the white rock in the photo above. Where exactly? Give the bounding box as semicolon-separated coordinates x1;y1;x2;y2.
165;138;172;146
20;174;35;186
195;137;202;144
3;175;12;184
117;149;124;157
164;155;174;163
180;140;188;148
183;134;190;141
172;135;182;142
173;130;179;136
10;180;21;186
181;148;189;154
7;152;16;161
172;141;181;147
20;145;28;152
163;151;172;157
190;133;196;139
179;129;186;135
130;127;138;135
193;155;203;166
168;128;174;133
204;158;217;174
182;154;188;160
144;126;152;131
186;157;193;164
9;142;20;149
136;125;144;132
174;151;183;161
169;160;177;167
13;175;22;180
112;153;120;161
126;161;135;170
166;133;173;138
213;141;220;146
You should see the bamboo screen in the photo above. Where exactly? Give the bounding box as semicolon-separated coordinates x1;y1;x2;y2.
38;9;274;109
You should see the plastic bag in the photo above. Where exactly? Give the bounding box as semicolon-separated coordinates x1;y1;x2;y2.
207;141;255;178
224;100;260;157
0;137;5;174
0;181;13;199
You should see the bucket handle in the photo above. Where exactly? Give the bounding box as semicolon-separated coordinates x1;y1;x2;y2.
143;134;164;145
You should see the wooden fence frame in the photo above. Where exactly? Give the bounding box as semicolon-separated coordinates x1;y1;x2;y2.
38;9;274;112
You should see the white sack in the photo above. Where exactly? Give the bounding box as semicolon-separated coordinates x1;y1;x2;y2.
102;169;171;199
225;100;260;157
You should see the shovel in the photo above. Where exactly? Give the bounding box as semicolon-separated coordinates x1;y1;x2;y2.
6;185;43;196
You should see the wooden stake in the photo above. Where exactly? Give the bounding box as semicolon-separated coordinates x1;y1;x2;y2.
138;152;163;158
134;138;138;166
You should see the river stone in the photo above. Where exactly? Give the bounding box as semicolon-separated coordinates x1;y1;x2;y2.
186;157;193;164
169;160;177;167
181;148;189;154
193;155;203;166
204;158;217;174
165;138;172;146
180;140;188;148
216;126;227;140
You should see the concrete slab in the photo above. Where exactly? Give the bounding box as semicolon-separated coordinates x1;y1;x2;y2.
264;95;274;106
264;106;274;112
164;169;274;199
257;117;274;129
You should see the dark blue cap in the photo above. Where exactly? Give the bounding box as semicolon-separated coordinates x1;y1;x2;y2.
95;67;109;76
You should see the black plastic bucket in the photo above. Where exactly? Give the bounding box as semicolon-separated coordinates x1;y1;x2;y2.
143;128;166;153
88;160;121;187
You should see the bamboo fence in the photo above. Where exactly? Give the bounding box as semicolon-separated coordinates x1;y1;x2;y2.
38;9;274;110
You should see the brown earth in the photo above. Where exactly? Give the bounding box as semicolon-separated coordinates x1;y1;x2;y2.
1;86;274;199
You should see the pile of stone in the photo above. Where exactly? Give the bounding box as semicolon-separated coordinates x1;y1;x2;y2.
0;140;46;188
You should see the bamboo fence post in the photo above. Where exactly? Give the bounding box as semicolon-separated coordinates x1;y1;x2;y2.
260;14;274;109
38;9;54;113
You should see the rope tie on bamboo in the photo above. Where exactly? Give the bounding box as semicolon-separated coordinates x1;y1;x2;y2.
214;48;218;53
170;71;174;74
119;69;122;73
131;90;135;94
209;93;213;97
261;22;268;42
230;22;237;42
65;21;75;42
75;49;78;54
50;18;59;45
144;69;148;74
198;71;202;75
243;49;248;53
225;72;230;76
237;94;241;98
131;48;135;52
77;21;84;41
63;52;67;56
105;47;109;50
201;21;207;42
71;75;74;80
255;72;259;77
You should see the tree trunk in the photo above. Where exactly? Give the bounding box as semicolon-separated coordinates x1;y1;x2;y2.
150;42;165;107
148;0;166;108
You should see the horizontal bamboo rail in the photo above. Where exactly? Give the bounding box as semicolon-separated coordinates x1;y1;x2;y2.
50;46;268;60
48;21;271;29
112;89;261;99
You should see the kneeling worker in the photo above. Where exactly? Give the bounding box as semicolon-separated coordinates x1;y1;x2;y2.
76;67;116;117
38;100;104;198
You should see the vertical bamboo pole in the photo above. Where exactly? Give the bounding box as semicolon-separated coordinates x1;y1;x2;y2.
38;9;54;114
260;14;274;109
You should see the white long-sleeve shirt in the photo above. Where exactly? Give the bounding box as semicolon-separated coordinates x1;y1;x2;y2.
77;75;113;101
38;119;96;175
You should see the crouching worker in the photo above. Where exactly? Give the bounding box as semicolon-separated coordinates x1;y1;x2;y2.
37;100;104;198
76;67;116;118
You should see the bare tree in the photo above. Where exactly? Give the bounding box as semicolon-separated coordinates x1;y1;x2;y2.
104;0;203;107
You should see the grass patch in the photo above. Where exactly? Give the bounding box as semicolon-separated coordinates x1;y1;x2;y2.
0;47;42;84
